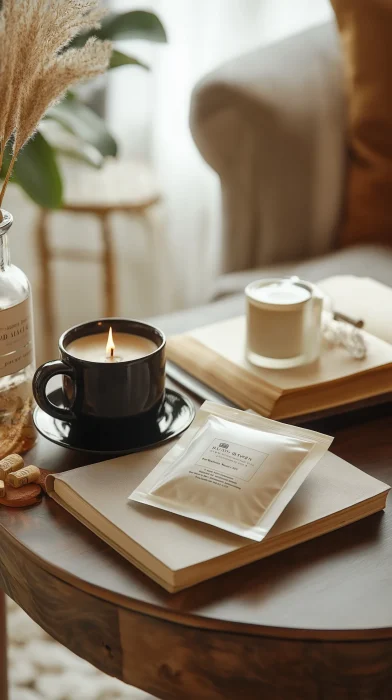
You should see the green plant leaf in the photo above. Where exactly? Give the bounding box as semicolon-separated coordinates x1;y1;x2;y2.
46;98;117;158
97;11;167;43
0;142;13;180
39;120;104;169
55;143;103;169
13;132;63;209
110;49;149;70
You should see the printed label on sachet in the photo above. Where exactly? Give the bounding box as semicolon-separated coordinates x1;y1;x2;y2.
194;438;268;488
0;299;33;377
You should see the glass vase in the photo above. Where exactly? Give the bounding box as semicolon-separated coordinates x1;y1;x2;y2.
0;210;36;458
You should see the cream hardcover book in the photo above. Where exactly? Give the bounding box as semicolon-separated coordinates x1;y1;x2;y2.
47;448;389;593
166;276;392;420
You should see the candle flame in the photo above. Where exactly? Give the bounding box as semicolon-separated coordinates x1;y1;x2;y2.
106;326;115;358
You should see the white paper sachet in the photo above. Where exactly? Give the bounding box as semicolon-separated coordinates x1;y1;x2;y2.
129;402;333;541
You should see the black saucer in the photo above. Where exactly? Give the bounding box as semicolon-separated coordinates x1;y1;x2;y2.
33;388;195;456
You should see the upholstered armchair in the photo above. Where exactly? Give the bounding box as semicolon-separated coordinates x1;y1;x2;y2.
190;22;392;295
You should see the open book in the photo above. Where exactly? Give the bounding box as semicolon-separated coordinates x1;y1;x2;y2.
166;277;392;419
47;450;389;593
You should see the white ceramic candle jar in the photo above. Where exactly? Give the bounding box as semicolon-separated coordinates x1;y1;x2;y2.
245;277;324;369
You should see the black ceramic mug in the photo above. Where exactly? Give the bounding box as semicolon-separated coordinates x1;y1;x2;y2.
33;318;166;424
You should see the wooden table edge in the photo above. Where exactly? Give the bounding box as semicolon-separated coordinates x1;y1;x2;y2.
2;517;392;644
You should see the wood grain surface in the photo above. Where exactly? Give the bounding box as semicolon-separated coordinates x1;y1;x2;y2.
1;299;392;698
0;589;7;700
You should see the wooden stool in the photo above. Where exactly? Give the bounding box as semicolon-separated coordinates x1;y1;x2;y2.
35;159;161;359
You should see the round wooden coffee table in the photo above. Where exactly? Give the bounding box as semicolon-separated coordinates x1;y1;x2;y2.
1;305;392;700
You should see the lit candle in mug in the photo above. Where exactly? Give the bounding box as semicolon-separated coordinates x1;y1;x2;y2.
66;326;157;363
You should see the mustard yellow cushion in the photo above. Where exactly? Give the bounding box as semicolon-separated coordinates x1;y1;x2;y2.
331;0;392;246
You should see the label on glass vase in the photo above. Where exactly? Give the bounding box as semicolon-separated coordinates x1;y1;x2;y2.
0;298;33;377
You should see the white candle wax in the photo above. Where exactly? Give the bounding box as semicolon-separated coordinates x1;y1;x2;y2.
250;283;310;305
67;332;157;363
